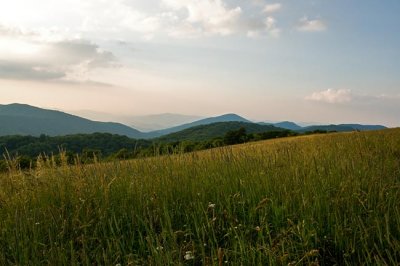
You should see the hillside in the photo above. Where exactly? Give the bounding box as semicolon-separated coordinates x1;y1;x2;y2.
299;124;356;133
338;124;387;131
260;121;387;132
0;129;398;265
157;121;284;142
297;124;386;133
0;104;146;138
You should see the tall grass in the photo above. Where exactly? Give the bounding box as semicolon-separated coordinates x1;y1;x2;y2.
0;129;399;265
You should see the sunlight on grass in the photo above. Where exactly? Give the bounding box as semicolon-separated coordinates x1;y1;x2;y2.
0;129;399;265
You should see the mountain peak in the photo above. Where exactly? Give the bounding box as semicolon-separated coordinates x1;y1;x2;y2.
219;113;245;118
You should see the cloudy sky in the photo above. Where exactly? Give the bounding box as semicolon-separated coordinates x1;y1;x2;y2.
0;0;399;126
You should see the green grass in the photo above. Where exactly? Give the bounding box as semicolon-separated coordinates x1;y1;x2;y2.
0;129;399;265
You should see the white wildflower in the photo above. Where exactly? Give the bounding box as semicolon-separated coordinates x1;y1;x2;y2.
184;251;194;260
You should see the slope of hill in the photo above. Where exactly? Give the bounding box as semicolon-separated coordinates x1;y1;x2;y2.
298;124;386;133
299;124;356;133
157;121;284;142
338;124;387;131
0;104;146;138
1;129;398;265
259;121;387;132
147;113;250;138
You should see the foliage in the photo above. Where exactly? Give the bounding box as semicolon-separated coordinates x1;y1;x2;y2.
224;127;248;145
0;133;151;159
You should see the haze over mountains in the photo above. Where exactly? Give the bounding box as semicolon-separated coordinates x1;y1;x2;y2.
0;104;387;139
70;110;202;132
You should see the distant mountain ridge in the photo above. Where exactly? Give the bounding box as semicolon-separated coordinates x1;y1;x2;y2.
146;113;250;138
260;121;303;131
70;110;202;132
0;104;146;138
127;113;203;132
0;103;387;139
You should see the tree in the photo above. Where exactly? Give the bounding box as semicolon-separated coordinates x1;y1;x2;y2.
224;127;248;145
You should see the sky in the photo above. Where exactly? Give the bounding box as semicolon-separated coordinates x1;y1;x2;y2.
0;0;399;126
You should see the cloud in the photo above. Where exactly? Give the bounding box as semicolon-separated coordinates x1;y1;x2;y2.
306;89;400;106
160;0;284;38
81;1;162;38
0;24;23;37
305;89;352;104
263;3;282;13
0;24;38;39
297;17;327;32
1;1;286;40
45;40;117;68
0;60;66;80
0;39;117;82
162;0;243;36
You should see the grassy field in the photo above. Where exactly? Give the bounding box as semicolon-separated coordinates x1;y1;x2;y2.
0;129;399;265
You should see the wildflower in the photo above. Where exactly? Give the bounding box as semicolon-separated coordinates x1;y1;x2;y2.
156;246;164;251
184;251;194;260
208;203;216;209
255;226;261;232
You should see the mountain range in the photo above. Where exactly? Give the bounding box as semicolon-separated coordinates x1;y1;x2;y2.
0;104;145;138
0;103;387;139
69;110;202;132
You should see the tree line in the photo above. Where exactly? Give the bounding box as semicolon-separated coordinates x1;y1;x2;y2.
0;128;333;172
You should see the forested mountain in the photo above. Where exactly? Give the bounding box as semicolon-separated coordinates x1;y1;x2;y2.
157;121;284;142
147;113;250;138
0;104;146;138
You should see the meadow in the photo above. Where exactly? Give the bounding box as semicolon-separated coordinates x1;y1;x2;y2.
0;129;399;265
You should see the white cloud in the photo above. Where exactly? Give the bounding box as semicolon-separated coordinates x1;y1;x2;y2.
80;1;162;37
0;39;117;82
297;17;327;32
162;0;242;36
306;89;352;104
1;0;286;40
263;3;282;13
